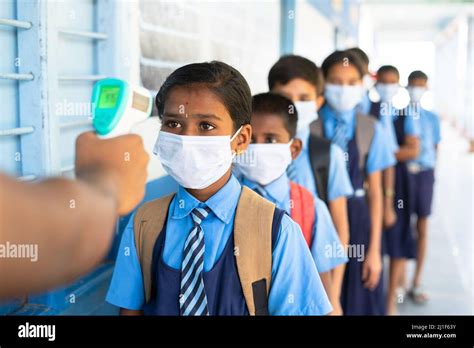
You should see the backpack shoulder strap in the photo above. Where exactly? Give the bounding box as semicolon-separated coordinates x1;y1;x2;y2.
355;113;376;172
289;181;315;247
234;186;276;316
308;119;331;204
133;194;175;304
309;118;324;138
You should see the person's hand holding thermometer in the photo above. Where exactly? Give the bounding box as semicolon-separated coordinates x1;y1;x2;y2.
74;79;153;215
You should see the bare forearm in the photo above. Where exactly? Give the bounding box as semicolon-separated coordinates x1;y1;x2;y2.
395;136;420;162
383;166;395;210
331;264;346;299
367;173;383;253
0;173;118;299
319;271;333;306
329;197;350;246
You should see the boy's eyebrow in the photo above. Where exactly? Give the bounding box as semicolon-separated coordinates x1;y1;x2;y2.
261;131;281;137
163;112;223;121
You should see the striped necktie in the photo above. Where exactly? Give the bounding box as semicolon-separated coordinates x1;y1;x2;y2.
179;206;211;316
287;161;297;181
332;117;349;152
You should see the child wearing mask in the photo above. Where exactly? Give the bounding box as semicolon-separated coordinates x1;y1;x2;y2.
106;61;331;316
381;71;422;315
346;47;373;115
318;50;396;315
234;92;348;314
267;55;353;315
405;70;441;304
371;65;403;230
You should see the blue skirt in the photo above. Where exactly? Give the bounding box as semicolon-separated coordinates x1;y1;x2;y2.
383;162;417;259
341;196;386;315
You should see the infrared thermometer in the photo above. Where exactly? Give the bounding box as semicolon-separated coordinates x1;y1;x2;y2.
92;78;153;138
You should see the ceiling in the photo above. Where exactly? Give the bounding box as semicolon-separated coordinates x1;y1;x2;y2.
361;0;474;42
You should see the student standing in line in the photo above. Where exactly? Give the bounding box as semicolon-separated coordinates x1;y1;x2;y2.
234;92;348;314
318;50;396;315
267;55;353;315
382;70;422;315
347;47;373;115
405;70;441;304
371;65;404;230
106;61;332;316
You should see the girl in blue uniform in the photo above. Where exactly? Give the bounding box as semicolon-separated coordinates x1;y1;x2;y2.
382;71;421;315
319;50;396;315
106;61;332;316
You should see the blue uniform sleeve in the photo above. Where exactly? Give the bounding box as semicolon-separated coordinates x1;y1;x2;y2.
328;144;354;201
310;197;348;273
366;122;397;174
268;214;332;315
432;112;441;144
106;214;145;310
404;113;421;136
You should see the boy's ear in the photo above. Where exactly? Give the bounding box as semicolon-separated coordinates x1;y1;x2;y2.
233;124;252;155
290;138;303;160
316;95;325;110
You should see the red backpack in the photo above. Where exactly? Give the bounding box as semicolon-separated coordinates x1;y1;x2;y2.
289;181;316;247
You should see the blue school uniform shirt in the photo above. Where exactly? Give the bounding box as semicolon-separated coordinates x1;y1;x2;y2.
411;108;441;169
374;103;400;154
357;91;371;114
106;174;332;315
290;129;354;201
240;173;348;273
319;104;396;174
393;108;421;138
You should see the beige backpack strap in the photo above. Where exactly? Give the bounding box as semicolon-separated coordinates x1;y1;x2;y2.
309;118;324;137
356;113;376;172
133;194;175;304
234;186;276;315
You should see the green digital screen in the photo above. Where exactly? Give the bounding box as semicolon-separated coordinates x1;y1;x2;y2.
98;86;121;109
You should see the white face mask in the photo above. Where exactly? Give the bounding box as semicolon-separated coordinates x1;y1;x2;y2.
233;142;292;186
294;101;318;136
153;127;241;190
375;83;399;102
324;83;364;112
407;86;427;103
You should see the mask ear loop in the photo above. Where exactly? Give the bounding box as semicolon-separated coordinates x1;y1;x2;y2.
230;126;244;156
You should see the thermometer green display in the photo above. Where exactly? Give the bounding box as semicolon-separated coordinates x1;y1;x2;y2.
92;78;152;138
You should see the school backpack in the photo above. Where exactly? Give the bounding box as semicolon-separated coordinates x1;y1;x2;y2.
308;114;376;197
289;181;315;247
132;186;283;316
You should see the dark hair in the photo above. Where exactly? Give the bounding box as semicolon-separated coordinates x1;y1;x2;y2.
408;70;428;82
268;55;324;96
321;50;366;79
252;92;298;138
155;61;252;129
346;47;369;68
377;65;400;79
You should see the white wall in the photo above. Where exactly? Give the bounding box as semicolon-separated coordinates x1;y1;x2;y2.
293;0;335;65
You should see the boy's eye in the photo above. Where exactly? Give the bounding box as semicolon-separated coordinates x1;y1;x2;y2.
200;122;215;131
265;136;278;144
165;120;181;128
